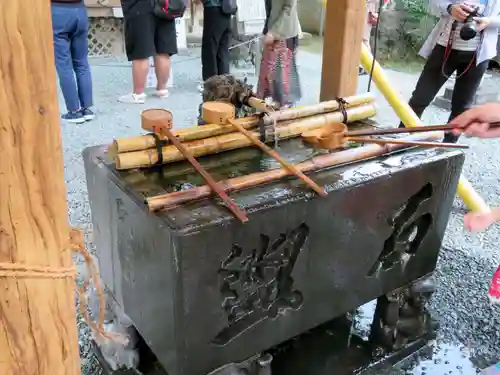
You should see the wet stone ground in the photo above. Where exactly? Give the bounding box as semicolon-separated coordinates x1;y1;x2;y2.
65;47;500;374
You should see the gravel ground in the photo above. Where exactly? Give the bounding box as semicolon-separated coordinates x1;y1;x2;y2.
62;48;500;375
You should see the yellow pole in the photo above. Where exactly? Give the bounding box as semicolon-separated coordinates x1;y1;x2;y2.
359;44;490;213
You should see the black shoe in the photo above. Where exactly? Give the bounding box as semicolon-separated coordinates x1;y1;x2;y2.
81;108;95;121
62;111;85;124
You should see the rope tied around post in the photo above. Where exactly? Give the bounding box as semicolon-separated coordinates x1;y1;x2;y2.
0;227;129;346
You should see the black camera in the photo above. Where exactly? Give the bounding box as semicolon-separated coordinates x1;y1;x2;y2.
460;6;481;41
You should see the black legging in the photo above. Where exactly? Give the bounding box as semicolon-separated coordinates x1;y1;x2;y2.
399;44;488;143
201;6;231;81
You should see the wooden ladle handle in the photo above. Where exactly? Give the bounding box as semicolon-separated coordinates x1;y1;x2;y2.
347;136;469;149
228;119;328;196
346;121;500;137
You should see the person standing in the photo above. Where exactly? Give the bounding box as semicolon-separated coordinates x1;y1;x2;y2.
256;0;302;108
199;0;233;89
360;0;391;75
364;0;379;49
51;0;94;123
118;0;178;104
399;0;500;143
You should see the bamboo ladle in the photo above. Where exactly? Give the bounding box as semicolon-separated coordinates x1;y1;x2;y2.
141;108;249;223
202;101;328;197
301;123;470;150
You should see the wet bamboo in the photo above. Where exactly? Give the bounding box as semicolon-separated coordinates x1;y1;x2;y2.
228;118;328;196
160;126;249;222
109;93;375;155
115;104;376;170
146;131;443;211
263;93;374;125
0;0;80;374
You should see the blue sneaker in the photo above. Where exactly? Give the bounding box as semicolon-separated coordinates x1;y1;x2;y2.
62;111;85;124
81;108;95;121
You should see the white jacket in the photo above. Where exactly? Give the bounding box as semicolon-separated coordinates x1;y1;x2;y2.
419;0;500;65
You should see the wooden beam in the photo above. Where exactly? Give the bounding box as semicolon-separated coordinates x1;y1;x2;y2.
320;0;365;100
0;1;81;375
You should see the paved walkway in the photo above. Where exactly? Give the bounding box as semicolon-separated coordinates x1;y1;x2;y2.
67;48;500;374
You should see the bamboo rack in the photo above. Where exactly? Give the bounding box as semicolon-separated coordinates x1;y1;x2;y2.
114;103;376;170
146;131;444;211
109;93;375;156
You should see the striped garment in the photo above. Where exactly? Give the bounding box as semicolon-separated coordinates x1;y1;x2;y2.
436;0;488;51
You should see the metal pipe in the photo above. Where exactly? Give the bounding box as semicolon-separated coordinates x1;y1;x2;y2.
359;43;490;213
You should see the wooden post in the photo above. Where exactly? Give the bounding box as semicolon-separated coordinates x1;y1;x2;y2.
320;0;365;100
0;1;81;375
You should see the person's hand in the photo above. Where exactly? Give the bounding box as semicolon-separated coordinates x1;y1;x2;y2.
474;17;490;31
263;33;275;47
368;12;379;25
451;103;500;138
264;33;274;44
449;3;474;21
464;212;496;232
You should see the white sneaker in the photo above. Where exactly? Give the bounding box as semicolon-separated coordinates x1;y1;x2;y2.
118;93;146;104
152;89;169;99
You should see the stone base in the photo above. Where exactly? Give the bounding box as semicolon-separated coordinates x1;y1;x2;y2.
433;85;500;111
84;142;464;375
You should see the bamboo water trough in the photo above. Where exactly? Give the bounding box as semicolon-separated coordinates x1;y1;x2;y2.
112;98;377;170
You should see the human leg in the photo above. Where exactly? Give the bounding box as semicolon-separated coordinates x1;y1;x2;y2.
202;7;223;81
153;55;171;95
216;13;232;76
120;14;155;103
71;6;94;118
51;5;84;122
256;43;276;100
154;18;177;96
399;45;456;128
445;55;488;142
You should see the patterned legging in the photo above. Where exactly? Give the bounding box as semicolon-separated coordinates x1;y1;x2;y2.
257;39;301;107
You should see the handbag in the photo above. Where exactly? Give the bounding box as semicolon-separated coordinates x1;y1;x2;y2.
221;0;238;15
151;0;187;20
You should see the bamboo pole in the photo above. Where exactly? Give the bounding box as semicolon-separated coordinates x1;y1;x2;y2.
109;93;375;155
146;132;443;211
0;1;81;375
115;104;377;170
359;44;490;213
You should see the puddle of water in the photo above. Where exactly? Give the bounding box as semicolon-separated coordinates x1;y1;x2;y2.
399;343;481;375
341;162;386;180
349;301;486;375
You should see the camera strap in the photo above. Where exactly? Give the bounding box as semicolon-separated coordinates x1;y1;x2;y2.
441;20;478;79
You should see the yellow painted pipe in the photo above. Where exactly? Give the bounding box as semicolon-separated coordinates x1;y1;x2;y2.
359;44;490;213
